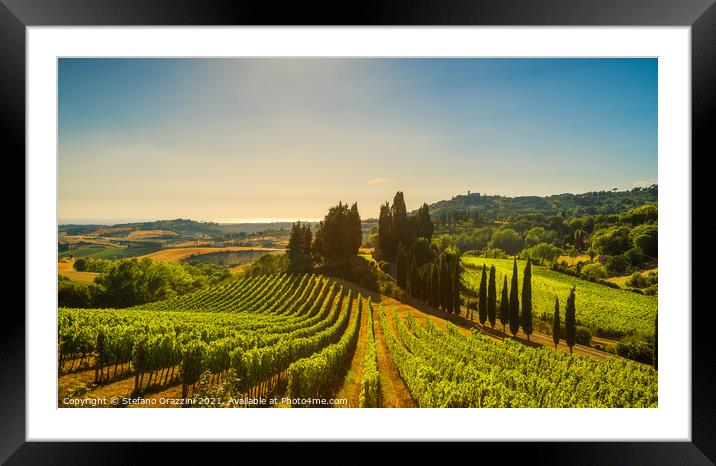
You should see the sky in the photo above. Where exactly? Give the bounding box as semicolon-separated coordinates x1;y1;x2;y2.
58;58;657;224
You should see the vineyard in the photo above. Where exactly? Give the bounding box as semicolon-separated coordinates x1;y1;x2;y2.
59;272;658;408
380;305;657;407
461;257;658;338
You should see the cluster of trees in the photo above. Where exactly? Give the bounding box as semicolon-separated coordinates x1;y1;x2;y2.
429;185;657;221
73;257;111;273
431;202;657;278
285;202;380;290
59;258;230;308
400;248;462;314
376;192;434;261
286;202;363;273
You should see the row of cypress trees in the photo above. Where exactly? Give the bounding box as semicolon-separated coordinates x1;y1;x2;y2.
468;258;579;353
396;246;462;314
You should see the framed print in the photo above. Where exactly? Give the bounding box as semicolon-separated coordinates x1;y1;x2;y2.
5;0;714;462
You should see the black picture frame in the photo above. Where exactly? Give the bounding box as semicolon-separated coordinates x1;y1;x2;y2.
5;0;714;462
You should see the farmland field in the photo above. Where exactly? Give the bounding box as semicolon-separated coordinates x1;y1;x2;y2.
58;259;99;283
461;257;657;338
59;272;658;408
140;246;283;262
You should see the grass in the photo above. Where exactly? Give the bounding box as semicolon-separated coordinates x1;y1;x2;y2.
462;257;657;338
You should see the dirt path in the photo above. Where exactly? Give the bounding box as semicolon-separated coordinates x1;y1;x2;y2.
334;296;369;407
372;305;416;408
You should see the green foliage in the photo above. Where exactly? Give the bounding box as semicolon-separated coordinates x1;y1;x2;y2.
565;287;577;352
606;255;629;274
478;264;487;325
521;259;533;339
591;225;632;256
581;263;607;280
313;202;362;261
552;297;560;347
380;307;657;407
623;247;647;266
616;336;654;365
620;204;657;226
287;222;314;273
490;228;524;255
73;258;111;273
408;237;436;267
509;259;520;336
359;301;380;407
629;223;658;258
487;265;496;328
575;326;592;346
521;242;562;263
463;257;657;338
244;253;288;277
625;270;658;289
58;276;93;307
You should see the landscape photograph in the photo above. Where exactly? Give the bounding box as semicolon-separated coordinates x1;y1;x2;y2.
58;57;658;408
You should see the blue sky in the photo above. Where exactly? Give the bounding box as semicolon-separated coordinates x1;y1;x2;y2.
58;58;657;223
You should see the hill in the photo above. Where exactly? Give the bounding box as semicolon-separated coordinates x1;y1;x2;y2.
424;185;657;221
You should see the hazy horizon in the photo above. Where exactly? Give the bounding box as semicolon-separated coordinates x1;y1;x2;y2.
59;58;657;221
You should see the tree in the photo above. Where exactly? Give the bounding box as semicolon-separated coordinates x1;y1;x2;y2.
287;222;313;273
313;201;362;261
499;276;509;333
410;254;419;298
509;258;520;336
552;297;560;348
565;286;577;353
453;257;461;316
377;202;393;260
392;192;409;254
478;264;487;326
521;259;533;340
416;203;434;240
349;202;362;254
431;261;440;309
396;243;407;289
487;265;496;328
574;229;584;251
490;228;524;255
439;254;451;312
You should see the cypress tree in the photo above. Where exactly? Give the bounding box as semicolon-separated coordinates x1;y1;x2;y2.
431;261;440;308
487;265;496;328
478;264;487;326
509;258;520;336
565;286;577;353
377;202;393;260
440;254;450;311
396;243;406;289
521;259;533;340
499;276;509;333
453;259;461;315
410;254;419;298
552;297;560;348
425;266;432;305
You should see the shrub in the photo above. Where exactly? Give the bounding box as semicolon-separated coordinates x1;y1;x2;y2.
643;284;658;295
616;337;653;364
482;247;508;259
623;247;646;266
625;270;658;289
581;263;607;280
605;255;629;274
575;326;592;346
